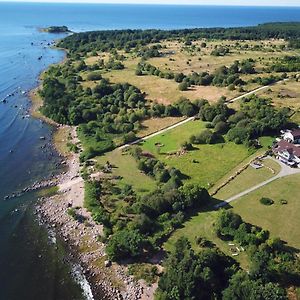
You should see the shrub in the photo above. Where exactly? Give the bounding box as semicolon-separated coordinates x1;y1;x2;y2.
87;72;102;81
280;199;288;205
260;197;274;206
178;82;189;91
106;230;146;261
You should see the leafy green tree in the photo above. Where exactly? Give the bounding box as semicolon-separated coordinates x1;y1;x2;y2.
106;230;145;261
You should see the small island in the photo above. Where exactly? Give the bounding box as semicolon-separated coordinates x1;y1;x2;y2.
41;26;70;33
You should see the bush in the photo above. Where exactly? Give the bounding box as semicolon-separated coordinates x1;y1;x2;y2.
106;230;146;261
178;82;189;91
87;72;102;81
280;199;288;205
260;197;274;206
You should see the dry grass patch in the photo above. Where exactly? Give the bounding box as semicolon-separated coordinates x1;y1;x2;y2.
138;116;185;137
258;79;300;110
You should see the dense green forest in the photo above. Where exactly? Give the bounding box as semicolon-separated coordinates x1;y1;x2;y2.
59;22;300;55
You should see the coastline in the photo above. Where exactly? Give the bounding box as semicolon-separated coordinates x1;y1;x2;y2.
29;53;156;300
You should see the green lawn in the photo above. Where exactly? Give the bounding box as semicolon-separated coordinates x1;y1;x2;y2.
97;149;156;195
231;174;300;250
141;120;254;188
165;173;300;271
214;158;281;200
164;208;249;270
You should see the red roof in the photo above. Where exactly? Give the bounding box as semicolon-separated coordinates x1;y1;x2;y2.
291;129;300;139
273;140;300;157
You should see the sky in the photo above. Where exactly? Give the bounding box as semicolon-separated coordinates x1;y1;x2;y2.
1;0;300;6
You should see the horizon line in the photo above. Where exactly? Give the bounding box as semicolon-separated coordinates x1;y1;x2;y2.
1;1;300;7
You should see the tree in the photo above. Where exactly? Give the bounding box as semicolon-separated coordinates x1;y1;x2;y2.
214;121;229;134
174;73;185;83
179;183;210;209
215;209;242;237
178;82;189;91
106;230;145;261
223;271;287;300
156;237;234;300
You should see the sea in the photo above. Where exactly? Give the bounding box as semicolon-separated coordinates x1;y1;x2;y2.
1;2;300;300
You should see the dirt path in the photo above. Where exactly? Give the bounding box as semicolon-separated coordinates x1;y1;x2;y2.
215;157;300;208
119;116;195;150
228;78;289;103
118;80;290;151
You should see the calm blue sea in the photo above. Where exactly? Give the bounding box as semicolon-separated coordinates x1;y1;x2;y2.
0;2;300;300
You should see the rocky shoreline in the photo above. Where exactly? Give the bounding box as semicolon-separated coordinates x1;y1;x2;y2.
33;127;156;300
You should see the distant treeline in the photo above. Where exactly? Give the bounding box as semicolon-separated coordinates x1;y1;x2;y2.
59;22;300;55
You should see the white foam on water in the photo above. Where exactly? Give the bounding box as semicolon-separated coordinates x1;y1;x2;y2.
72;264;95;300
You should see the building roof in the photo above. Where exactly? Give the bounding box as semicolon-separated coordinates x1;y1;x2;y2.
273;140;300;157
291;129;300;139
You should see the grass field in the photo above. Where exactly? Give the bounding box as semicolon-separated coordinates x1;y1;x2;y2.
291;111;300;125
138;116;185;137
164;208;250;269
257;79;300;110
214;158;281;200
97;149;156;195
148;39;292;75
81;39;297;105
53;127;73;157
141;120;254;188
165;173;300;270
231;174;300;250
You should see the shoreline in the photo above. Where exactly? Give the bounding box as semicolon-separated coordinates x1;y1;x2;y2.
33;127;154;300
29;50;156;300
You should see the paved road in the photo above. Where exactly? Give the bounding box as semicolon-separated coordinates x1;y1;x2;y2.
214;157;300;208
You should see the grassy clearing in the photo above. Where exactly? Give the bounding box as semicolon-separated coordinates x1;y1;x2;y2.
37;186;59;198
257;79;300;110
164;208;249;270
81;39;296;106
102;64;236;104
214;158;281;200
138;116;185;137
149;39;291;75
291;111;300;125
141;120;253;188
231;174;300;249
97;149;156;195
128;263;158;285
53;126;73;157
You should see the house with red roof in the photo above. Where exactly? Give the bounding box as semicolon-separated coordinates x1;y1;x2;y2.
273;139;300;167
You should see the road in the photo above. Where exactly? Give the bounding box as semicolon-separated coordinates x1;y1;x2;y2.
214;157;300;208
228;78;289;103
119;79;289;150
119;116;195;150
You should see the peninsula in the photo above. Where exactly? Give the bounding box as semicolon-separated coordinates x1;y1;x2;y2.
35;22;300;300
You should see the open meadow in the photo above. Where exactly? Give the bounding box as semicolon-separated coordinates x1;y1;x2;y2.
80;38;298;105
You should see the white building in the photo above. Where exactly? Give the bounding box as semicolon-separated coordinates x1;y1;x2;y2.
283;129;300;144
273;140;300;167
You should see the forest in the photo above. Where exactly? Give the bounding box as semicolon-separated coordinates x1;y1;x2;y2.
59;22;300;56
